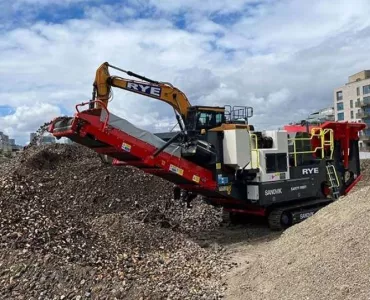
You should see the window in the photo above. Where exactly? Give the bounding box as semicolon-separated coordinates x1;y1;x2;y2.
336;91;343;101
337;102;344;111
351;111;354;119
364;96;370;105
195;111;224;129
363;85;370;95
356;98;361;107
350;100;353;108
357;87;360;96
337;112;344;121
265;153;287;173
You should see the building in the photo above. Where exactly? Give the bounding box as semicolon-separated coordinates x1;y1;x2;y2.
30;132;37;142
306;107;335;124
29;132;56;145
0;132;12;152
40;135;56;144
334;70;370;150
284;106;335;132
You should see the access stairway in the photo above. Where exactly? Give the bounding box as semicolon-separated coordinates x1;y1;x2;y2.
49;103;237;205
326;163;340;199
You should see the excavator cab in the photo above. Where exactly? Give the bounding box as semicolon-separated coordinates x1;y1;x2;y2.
185;106;226;131
185;105;254;132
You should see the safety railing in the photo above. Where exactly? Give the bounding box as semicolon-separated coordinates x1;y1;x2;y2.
75;100;110;131
250;133;259;169
288;128;334;167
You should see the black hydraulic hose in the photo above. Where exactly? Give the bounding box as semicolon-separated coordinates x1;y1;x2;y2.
126;71;159;84
176;114;185;132
153;132;183;157
107;63;159;84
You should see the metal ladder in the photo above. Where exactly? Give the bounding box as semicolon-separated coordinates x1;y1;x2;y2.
326;163;340;199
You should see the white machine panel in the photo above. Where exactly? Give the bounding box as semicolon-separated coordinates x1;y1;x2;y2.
223;129;251;169
256;130;290;182
247;185;259;201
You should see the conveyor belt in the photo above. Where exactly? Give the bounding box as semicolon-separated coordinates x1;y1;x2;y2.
48;107;227;198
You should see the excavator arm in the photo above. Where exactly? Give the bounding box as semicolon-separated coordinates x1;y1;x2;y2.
92;62;192;124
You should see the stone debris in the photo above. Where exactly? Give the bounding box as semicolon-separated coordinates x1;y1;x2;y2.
1;127;369;300
226;159;370;300
0;143;226;299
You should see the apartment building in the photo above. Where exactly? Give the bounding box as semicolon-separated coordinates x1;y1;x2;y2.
306;106;335;124
29;132;57;145
0;132;12;152
334;70;370;150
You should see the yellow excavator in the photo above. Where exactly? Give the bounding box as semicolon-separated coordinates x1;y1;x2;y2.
90;62;254;135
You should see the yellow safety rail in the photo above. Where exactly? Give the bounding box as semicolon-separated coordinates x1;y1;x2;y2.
250;133;259;169
288;128;334;167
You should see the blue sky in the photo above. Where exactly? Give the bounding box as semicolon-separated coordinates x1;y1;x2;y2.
1;0;370;145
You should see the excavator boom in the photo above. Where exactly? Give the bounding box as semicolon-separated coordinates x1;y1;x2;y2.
93;62;192;122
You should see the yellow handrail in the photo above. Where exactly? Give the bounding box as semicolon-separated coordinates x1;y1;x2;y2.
288;128;334;166
250;133;259;169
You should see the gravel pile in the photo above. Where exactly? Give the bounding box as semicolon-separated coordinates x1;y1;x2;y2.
357;159;370;188
227;176;370;300
0;143;226;299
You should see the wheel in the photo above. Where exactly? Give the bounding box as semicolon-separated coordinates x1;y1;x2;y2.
221;210;239;225
268;208;291;231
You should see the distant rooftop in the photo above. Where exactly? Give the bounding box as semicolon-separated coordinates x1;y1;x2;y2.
348;70;370;84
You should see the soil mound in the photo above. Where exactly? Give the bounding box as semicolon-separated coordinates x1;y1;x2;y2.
226;183;370;300
0;143;225;299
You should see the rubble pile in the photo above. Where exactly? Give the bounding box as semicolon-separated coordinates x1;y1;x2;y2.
0;143;225;299
358;158;370;187
227;180;370;300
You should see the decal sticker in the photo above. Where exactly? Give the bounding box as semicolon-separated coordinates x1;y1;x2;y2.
126;82;161;97
291;185;307;191
271;173;280;180
192;175;200;183
169;164;184;176
265;188;283;196
219;185;232;194
299;212;314;220
302;167;319;175
217;176;229;184
216;163;221;170
121;142;131;152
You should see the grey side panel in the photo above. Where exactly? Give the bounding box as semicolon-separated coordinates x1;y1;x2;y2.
259;176;323;206
154;131;181;141
100;110;181;157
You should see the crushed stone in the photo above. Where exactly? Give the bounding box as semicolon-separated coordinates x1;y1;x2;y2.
0;143;226;300
226;160;370;300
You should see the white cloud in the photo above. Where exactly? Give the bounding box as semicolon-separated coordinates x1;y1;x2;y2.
1;0;370;145
0;103;61;143
147;0;266;14
222;0;370;53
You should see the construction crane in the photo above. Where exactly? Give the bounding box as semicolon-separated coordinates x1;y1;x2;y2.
49;62;366;230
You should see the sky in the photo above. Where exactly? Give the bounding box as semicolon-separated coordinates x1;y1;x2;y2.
1;0;370;145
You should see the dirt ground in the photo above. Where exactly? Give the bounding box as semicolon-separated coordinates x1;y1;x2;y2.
0;144;227;299
0;141;369;299
219;159;370;300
